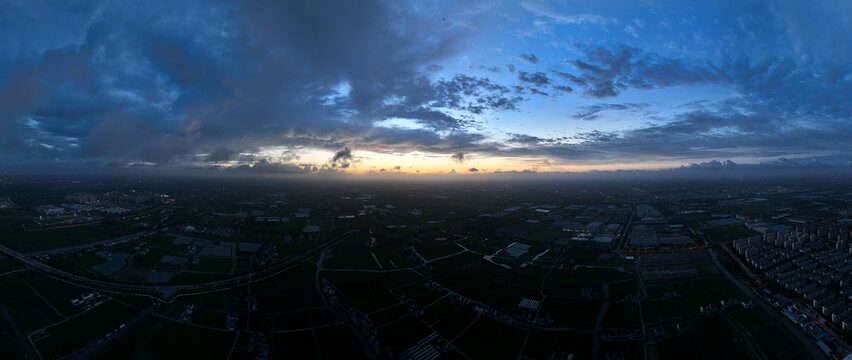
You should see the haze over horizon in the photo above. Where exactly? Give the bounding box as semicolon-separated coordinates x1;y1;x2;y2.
1;0;850;176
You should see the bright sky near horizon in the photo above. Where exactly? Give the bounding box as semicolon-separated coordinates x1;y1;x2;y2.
1;1;851;176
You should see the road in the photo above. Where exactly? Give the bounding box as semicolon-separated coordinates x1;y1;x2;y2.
23;231;154;256
0;230;352;301
707;248;827;360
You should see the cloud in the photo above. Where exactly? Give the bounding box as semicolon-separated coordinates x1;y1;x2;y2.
2;1;852;174
564;45;726;98
521;1;614;26
571;103;648;120
507;133;546;144
624;24;639;38
528;88;549;96
207;147;238;162
467;167;478;172
451;152;465;162
553;85;573;94
518;53;539;65
552;70;587;87
225;159;318;174
681;160;737;170
331;147;353;168
492;169;537;174
0;0;504;171
518;71;551;87
279;149;300;162
573;130;620;142
475;65;502;73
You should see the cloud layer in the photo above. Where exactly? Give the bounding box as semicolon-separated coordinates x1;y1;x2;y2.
0;0;851;175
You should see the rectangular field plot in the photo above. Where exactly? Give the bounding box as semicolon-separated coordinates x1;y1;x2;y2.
433;307;478;340
368;304;410;327
453;317;525;359
33;300;138;359
540;298;603;330
544;267;634;297
691;315;752;359
725;306;809;360
415;242;466;261
430;253;546;309
250;263;324;312
147;320;237;359
378;314;433;354
641;297;697;324
522;329;594;360
601;302;640;328
322;270;422;313
188;257;234;273
420;297;458;326
6;296;63;334
314;324;370;360
273;330;321;360
324;234;411;270
274;308;340;330
645;276;745;303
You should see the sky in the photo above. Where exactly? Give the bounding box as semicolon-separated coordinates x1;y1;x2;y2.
0;0;850;177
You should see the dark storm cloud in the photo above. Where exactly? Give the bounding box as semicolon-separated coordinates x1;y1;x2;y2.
451;152;465;162
518;53;539;65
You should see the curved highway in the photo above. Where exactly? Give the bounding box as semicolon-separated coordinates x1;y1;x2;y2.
0;231;351;301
